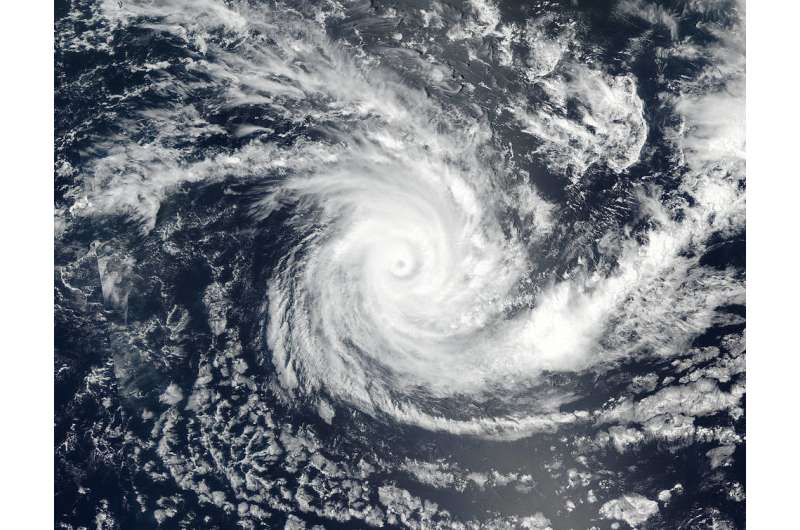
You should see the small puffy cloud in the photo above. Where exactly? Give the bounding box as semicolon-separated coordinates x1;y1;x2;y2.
600;493;659;527
159;383;184;406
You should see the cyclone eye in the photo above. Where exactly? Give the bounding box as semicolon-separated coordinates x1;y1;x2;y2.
389;254;418;279
393;258;408;274
375;239;420;280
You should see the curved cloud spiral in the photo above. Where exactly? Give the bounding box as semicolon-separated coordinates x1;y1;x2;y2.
62;0;744;439
266;135;536;413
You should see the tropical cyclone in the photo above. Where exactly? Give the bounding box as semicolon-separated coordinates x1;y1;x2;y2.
55;0;747;528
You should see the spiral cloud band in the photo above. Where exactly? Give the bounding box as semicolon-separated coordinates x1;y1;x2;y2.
63;0;745;439
266;138;533;408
